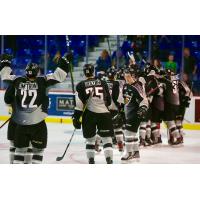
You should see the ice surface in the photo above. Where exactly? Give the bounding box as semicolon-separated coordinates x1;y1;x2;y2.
0;121;200;164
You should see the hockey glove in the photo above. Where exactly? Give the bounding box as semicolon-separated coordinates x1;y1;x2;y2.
137;106;148;120
183;96;191;107
57;57;70;73
112;113;123;125
0;54;12;70
72;110;83;129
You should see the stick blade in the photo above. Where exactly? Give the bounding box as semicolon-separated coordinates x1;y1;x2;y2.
56;157;63;161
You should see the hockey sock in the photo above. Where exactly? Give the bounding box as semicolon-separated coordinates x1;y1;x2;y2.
95;134;101;146
166;121;180;138
85;136;96;160
101;137;113;160
13;147;28;164
139;122;147;139
9;141;15;164
32;148;44;164
146;121;151;138
114;128;124;143
124;129;135;153
151;123;160;139
176;120;184;136
24;147;33;164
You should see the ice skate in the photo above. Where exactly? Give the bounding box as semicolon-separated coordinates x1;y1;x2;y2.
88;158;95;164
106;157;113;164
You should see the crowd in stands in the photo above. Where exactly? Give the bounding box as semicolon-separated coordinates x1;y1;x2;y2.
95;36;200;96
0;35;200;95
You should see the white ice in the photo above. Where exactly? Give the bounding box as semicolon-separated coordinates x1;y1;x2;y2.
0;121;200;164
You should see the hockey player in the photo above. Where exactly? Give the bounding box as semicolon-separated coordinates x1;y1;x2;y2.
162;69;182;145
176;73;192;143
106;67;124;152
144;64;164;145
72;64;114;164
1;57;69;164
121;67;149;161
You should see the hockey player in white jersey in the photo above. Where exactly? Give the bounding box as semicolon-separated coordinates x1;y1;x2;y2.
72;64;114;164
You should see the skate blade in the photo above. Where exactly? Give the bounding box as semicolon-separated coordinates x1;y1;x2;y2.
121;157;140;164
171;143;184;148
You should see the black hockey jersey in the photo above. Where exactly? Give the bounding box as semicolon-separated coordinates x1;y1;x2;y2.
123;81;148;119
162;75;180;106
75;78;111;113
3;65;68;125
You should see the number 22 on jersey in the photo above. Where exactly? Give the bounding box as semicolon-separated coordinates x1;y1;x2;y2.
21;89;37;108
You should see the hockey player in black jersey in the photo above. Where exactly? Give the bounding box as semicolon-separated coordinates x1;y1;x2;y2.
106;67;124;152
1;56;69;164
144;64;164;145
72;64;114;164
162;69;182;145
176;73;192;143
121;67;149;161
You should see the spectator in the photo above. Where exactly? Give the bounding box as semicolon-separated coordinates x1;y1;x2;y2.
183;47;197;84
112;49;126;68
151;58;162;69
96;49;111;73
53;51;62;65
165;53;178;73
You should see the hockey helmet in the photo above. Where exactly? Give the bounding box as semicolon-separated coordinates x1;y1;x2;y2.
107;67;116;79
25;63;40;78
126;64;140;77
83;64;94;77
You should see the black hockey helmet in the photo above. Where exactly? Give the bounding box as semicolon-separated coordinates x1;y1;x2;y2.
165;68;175;76
117;66;125;80
144;64;159;76
25;63;40;78
126;64;140;77
83;64;94;77
107;67;116;79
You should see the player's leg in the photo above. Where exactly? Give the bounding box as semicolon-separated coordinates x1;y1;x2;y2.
139;121;147;147
111;110;124;151
82;110;97;164
164;104;181;145
145;120;153;145
122;116;140;161
151;107;163;144
7;120;17;164
24;144;33;164
13;125;29;164
97;113;114;164
175;107;185;143
31;121;47;164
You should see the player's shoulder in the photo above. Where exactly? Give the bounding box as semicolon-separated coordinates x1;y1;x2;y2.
76;80;85;90
13;76;26;84
36;76;46;83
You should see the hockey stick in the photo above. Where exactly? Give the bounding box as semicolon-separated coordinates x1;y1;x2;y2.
0;117;10;129
65;35;75;93
56;88;95;161
56;128;76;161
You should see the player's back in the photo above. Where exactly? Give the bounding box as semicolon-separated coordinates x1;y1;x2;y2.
76;77;111;113
10;76;49;125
